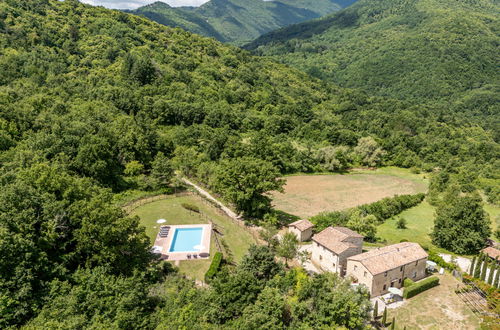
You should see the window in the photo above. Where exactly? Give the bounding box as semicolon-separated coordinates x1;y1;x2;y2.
383;284;386;291
400;266;404;271
415;260;418;266
398;279;402;284
333;263;336;268
384;271;388;277
364;271;367;277
412;271;417;278
319;255;323;261
354;265;357;271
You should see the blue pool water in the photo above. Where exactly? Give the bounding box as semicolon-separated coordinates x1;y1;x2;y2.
169;227;203;252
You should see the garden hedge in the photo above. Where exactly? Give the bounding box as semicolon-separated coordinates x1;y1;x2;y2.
403;276;439;299
403;278;415;287
182;203;200;213
204;252;223;283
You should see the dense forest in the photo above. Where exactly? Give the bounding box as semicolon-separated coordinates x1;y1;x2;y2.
128;0;356;45
0;0;498;327
247;0;499;111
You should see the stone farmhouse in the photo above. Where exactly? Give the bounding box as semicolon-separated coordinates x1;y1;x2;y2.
310;227;363;276
346;242;428;297
288;219;314;242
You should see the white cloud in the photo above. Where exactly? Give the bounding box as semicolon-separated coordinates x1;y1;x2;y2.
80;0;210;10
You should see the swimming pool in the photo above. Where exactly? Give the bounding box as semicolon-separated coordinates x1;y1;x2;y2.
169;227;204;252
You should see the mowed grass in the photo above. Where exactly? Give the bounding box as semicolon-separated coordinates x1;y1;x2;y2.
271;167;428;218
131;195;256;280
387;273;481;329
377;201;438;250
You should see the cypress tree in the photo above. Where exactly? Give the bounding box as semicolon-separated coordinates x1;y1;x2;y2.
382;307;387;326
390;317;395;330
493;262;500;288
481;257;488;281
487;262;495;285
469;256;476;276
373;300;378;320
474;254;482;278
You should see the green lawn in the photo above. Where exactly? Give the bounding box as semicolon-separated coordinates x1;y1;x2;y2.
131;194;256;280
386;273;481;329
377;200;500;255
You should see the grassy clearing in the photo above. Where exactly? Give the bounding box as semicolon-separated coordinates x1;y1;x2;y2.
484;203;499;237
377;200;500;255
387;273;481;329
131;194;256;280
272;167;428;218
377;201;439;250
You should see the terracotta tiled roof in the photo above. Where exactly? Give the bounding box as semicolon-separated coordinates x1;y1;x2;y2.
482;247;500;260
289;219;314;231
312;227;362;254
348;242;428;275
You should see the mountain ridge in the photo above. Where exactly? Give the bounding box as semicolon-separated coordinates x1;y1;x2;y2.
246;0;499;106
128;0;357;44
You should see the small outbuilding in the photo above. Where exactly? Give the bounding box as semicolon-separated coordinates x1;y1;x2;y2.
288;219;314;242
481;247;500;262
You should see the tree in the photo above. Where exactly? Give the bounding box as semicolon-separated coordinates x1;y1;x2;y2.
373;300;378;320
277;232;300;266
238;287;285;329
480;258;488;282
469;256;476;276
493;263;500;288
353;136;386;167
346;209;377;241
25;267;153;329
432;193;491;254
212;157;285;217
474;254;483;278
382;307;387;326
487;260;495;285
0;164;151;327
259;224;279;249
151;152;174;188
390;317;395;330
240;245;283;281
397;217;407;229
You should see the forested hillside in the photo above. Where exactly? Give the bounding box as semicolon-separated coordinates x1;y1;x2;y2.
0;0;498;327
129;0;356;45
247;0;500;107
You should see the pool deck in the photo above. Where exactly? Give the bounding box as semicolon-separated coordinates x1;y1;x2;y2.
153;224;212;261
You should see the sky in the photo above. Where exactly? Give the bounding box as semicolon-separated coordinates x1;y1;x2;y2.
80;0;210;9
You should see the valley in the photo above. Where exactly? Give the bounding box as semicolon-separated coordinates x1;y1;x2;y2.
0;0;498;328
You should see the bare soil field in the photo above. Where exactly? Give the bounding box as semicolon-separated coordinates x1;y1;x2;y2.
271;169;428;218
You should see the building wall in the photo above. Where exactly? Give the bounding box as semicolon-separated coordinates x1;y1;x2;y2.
289;227;312;242
310;241;341;273
347;257;428;297
337;246;363;275
302;227;313;241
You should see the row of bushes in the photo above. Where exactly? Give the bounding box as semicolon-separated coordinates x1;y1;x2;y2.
204;252;223;283
182;203;200;213
403;276;440;299
310;193;426;231
358;193;426;223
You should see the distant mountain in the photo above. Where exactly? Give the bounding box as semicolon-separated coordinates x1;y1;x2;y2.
128;0;357;45
246;0;500;105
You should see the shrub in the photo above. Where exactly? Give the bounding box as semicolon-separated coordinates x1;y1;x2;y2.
428;250;457;271
204;252;223;283
396;217;407;229
181;203;200;213
403;278;414;287
403;276;439;299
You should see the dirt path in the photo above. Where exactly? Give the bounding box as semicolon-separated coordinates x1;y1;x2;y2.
181;177;240;221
